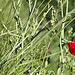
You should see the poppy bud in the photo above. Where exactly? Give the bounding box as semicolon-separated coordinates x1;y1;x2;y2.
67;42;75;55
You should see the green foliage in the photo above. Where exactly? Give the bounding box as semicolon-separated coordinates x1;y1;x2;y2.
0;0;75;75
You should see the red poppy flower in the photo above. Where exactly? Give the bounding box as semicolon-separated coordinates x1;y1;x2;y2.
67;42;75;55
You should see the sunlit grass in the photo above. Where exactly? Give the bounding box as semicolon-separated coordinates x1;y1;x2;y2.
0;0;75;75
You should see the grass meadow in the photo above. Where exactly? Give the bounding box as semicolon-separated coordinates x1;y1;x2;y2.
0;0;75;75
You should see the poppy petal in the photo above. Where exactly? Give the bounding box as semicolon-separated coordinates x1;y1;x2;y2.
71;48;75;55
67;42;75;55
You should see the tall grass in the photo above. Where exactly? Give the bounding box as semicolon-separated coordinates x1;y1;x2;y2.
0;0;75;75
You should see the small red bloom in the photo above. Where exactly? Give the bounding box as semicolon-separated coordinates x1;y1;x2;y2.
67;42;75;55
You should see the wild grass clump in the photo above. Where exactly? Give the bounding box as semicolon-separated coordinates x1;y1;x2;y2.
0;0;75;75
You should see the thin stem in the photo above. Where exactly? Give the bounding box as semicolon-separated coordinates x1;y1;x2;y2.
38;0;45;9
66;0;68;15
36;0;52;19
24;0;37;35
60;0;64;64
